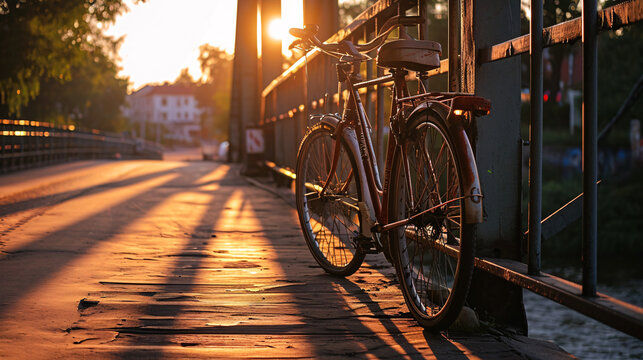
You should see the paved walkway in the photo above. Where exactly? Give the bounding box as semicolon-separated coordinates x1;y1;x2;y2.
0;158;573;359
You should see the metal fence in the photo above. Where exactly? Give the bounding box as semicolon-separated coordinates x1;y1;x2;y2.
1;119;163;174
258;0;643;338
261;0;424;171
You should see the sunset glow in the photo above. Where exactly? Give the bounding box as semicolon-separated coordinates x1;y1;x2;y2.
268;18;285;41
105;0;238;91
106;0;304;92
280;1;304;55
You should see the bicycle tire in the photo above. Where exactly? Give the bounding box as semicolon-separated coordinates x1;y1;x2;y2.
295;122;365;276
388;110;476;330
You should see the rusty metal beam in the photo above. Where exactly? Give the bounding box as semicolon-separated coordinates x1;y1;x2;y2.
448;0;459;92
582;0;599;298
261;0;283;89
229;0;260;163
475;257;643;340
479;0;643;63
303;0;339;43
528;0;543;275
460;0;474;93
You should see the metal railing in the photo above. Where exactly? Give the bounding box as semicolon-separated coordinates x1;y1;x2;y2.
1;119;163;173
477;0;642;338
260;0;423;171
258;0;643;339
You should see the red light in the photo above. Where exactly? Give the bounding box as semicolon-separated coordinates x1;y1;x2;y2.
543;93;549;102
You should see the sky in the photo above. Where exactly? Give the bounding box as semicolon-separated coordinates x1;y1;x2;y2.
105;0;304;92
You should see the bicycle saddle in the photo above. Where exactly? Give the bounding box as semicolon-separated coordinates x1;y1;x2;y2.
289;24;319;40
377;39;442;72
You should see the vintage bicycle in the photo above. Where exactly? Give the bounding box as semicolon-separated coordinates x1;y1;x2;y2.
289;16;491;330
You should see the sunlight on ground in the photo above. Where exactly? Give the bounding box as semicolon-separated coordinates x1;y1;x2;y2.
0;171;180;256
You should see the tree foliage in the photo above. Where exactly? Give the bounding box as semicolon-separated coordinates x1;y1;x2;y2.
192;44;233;141
597;0;643;136
21;40;129;132
339;0;376;28
517;0;642;136
174;68;196;86
0;0;136;130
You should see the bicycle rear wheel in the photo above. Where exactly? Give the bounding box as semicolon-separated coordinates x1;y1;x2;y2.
388;112;475;330
295;122;365;276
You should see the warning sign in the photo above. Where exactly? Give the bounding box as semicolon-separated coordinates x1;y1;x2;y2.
246;128;264;154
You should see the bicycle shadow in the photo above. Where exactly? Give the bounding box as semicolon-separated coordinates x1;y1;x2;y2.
244;183;501;359
243;187;429;358
99;168;421;358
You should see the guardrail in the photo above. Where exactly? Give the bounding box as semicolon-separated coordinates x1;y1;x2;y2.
1;119;163;173
477;0;642;339
260;0;421;171
258;0;643;339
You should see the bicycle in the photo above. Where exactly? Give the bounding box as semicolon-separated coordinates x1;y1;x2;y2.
289;16;491;330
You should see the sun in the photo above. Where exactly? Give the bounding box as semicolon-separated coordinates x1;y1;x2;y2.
267;18;285;40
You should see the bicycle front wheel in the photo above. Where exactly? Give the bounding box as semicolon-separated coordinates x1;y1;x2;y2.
295;122;365;276
388;112;475;330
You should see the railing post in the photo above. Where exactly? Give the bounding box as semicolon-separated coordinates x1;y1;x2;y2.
375;17;385;176
461;0;527;333
528;0;543;275
229;0;260;163
376;68;385;177
448;0;459;92
582;0;598;297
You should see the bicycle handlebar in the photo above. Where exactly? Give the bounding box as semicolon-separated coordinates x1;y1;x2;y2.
288;16;424;58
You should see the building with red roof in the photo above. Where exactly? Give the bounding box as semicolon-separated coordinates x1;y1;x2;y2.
124;84;205;144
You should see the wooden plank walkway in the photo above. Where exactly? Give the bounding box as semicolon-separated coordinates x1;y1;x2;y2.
0;158;574;359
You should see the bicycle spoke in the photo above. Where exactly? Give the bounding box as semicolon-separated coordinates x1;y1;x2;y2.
391;117;475;329
296;125;364;275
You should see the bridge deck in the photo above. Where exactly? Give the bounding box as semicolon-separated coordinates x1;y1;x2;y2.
0;155;572;359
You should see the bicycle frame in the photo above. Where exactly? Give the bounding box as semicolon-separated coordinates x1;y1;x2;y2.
291;22;491;330
319;60;488;240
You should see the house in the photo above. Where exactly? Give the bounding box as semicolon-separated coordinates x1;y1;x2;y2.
124;84;205;144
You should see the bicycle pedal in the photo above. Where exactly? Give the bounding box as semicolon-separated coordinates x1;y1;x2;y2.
353;235;379;254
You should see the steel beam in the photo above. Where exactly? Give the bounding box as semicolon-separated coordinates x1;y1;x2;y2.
261;0;283;89
582;0;598;297
480;0;643;63
528;0;543;275
229;0;260;163
475;257;643;340
448;0;459;92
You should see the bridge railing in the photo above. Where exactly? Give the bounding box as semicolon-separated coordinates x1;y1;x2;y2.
1;119;163;173
260;0;427;171
259;0;643;339
478;0;642;339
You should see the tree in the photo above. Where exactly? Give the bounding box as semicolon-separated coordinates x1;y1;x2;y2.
174;68;196;86
0;0;138;118
339;0;376;28
21;38;129;132
193;44;233;141
197;44;233;90
543;0;580;99
597;0;643;136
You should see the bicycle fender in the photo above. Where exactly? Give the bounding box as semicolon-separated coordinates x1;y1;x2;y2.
449;126;483;224
407;104;483;224
316;113;341;128
316;114;378;235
